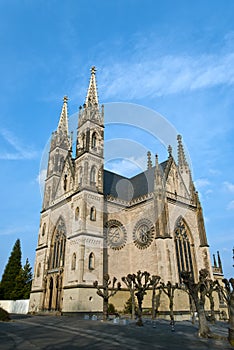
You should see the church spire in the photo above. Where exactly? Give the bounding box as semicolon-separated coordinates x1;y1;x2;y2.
85;66;99;106
57;96;69;134
177;135;188;168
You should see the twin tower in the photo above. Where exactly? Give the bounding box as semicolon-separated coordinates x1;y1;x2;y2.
29;67;214;314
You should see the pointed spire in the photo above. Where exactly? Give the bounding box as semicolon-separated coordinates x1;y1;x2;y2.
213;254;217;267
168;145;172;158
57;96;69;134
217;251;223;271
85;66;99;106
177;134;188;168
147;151;152;169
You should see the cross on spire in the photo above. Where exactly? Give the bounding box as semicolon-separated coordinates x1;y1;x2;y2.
85;66;99;106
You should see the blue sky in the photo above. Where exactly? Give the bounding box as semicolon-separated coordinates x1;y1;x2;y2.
0;0;233;279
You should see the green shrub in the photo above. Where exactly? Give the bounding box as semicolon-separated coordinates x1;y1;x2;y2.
0;307;10;321
108;303;117;314
123;296;137;314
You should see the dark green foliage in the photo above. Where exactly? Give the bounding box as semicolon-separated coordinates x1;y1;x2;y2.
123;296;137;314
10;259;32;300
0;307;10;321
1;239;22;300
108;303;117;314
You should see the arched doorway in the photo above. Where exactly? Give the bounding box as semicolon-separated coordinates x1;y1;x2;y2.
44;216;66;311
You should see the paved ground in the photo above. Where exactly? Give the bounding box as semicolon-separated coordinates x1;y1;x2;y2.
0;314;233;350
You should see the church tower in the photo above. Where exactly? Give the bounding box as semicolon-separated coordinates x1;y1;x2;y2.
30;66;216;317
30;68;104;313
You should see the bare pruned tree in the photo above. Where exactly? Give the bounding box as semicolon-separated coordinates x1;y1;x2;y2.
160;281;179;322
93;273;121;321
181;269;212;338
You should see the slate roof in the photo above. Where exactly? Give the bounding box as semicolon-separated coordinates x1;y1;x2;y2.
104;160;168;201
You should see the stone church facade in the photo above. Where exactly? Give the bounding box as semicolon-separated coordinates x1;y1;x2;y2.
29;67;219;315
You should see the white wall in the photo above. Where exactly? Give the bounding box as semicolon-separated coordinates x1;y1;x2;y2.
0;299;29;314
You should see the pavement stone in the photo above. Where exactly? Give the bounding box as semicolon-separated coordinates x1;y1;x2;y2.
0;314;233;350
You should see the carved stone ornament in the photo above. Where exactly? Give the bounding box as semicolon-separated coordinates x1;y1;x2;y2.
133;219;154;249
105;220;127;250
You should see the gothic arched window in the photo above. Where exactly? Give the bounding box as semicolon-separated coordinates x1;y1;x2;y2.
90;166;96;185
37;263;41;278
71;253;76;270
90;206;96;221
78;166;82;186
174;218;194;283
50;217;66;270
75;207;79;221
91;132;97;148
82;134;86;149
42;223;46;236
88;252;95;270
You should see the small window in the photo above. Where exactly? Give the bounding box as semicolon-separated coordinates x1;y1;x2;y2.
82;134;86;149
78;167;82;186
71;253;76;271
42;223;46;236
91;132;97;148
88;253;95;270
75;207;79;221
64;174;68;191
37;263;41;278
90;206;96;221
90;166;96;185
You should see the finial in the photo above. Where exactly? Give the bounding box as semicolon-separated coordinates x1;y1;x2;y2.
63;96;68;103
168;145;172;157
91;66;96;75
147;151;152;169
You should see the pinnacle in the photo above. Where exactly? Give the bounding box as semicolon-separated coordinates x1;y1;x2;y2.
85;66;99;106
57;96;69;134
177;134;188;168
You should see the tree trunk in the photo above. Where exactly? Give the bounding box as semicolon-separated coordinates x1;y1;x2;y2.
169;297;174;321
190;298;196;324
196;299;211;338
136;295;143;326
131;291;135;320
209;294;216;324
152;288;156;320
103;298;108;321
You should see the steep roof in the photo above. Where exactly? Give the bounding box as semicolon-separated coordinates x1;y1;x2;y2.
104;160;168;201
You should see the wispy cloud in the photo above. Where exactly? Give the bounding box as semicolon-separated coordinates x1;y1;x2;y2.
0;128;38;160
223;181;234;193
195;178;210;189
96;51;234;100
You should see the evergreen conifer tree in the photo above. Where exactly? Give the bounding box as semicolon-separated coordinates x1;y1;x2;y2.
11;259;32;300
0;239;22;299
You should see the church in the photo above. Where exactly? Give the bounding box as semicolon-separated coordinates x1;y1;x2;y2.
29;67;222;315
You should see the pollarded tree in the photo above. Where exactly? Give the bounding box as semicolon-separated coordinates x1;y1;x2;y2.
160;281;179;322
124;271;159;326
122;274;136;320
181;269;211;338
0;239;22;300
93;274;121;321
